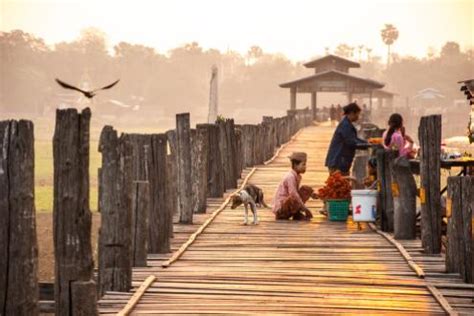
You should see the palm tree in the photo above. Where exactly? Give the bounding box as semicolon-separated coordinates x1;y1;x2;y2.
365;47;373;62
247;45;263;65
381;24;399;67
357;45;364;61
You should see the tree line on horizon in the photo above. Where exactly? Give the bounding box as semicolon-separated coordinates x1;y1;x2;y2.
1;27;472;125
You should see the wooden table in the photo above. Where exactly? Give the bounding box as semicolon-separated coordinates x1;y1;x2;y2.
410;159;474;194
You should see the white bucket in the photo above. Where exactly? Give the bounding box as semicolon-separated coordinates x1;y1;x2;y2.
351;190;377;222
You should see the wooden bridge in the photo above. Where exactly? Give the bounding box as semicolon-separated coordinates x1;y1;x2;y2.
98;125;474;315
2;110;474;315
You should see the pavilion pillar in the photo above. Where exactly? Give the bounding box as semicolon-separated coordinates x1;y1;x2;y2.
369;91;373;110
378;97;383;108
347;92;353;104
290;87;297;110
311;92;317;120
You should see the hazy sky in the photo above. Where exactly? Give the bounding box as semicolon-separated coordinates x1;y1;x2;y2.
1;0;473;62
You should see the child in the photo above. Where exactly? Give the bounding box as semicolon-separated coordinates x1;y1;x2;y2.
272;152;317;220
383;114;415;158
363;158;378;189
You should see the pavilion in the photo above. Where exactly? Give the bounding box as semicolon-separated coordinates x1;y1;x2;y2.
280;54;389;119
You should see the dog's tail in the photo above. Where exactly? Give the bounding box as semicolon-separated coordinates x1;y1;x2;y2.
261;199;271;209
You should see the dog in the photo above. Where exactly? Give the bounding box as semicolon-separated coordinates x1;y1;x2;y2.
231;184;269;225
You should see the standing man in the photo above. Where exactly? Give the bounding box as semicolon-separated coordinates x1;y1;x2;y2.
325;103;370;176
335;104;343;122
329;104;336;126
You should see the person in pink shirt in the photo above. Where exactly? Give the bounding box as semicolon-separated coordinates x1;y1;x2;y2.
383;113;415;158
272;152;317;220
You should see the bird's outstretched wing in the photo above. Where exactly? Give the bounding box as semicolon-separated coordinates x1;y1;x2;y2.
55;78;88;94
95;79;120;92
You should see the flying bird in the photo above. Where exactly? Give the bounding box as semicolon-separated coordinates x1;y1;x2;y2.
55;78;120;99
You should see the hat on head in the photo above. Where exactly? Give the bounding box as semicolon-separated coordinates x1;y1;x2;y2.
288;152;307;162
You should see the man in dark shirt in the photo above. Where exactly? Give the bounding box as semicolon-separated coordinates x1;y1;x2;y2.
325;103;369;176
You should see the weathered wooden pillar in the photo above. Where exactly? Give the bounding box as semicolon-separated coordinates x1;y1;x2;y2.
241;125;253;167
0;120;38;316
166;130;178;236
204;124;225;197
446;176;474;282
126;134;152;261
418;115;442;254
274;118;282;146
262;117;275;161
254;124;264;165
176;113;193;224
192;126;209;213
225;119;238;188
131;181;149;266
392;157;417;240
235;127;243;176
217;121;230;189
376;149;396;232
53;108;97;316
98;126;133;296
352;153;368;189
229;119;240;183
149;134;171;253
288;112;297;136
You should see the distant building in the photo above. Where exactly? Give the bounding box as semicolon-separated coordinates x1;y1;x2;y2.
279;54;392;120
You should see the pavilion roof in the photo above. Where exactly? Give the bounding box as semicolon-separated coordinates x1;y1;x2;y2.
303;54;360;69
279;70;384;90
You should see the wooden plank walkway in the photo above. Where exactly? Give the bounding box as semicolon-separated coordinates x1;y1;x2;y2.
99;124;474;315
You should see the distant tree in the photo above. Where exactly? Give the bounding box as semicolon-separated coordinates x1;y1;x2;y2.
440;41;461;58
0;30;51;112
357;45;364;61
381;24;399;68
365;47;373;62
426;46;437;60
247;45;263;65
335;43;354;58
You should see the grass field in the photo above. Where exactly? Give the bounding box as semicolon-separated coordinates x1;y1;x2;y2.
33;115;173;212
35;140;101;212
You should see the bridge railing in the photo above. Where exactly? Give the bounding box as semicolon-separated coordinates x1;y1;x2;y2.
0;107;313;314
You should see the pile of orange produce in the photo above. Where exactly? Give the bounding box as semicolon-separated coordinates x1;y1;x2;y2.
318;172;352;200
368;137;383;144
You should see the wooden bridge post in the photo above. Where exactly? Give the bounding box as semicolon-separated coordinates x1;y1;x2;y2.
203;124;225;197
229;119;241;183
392;157;417;240
274;118;281;147
235;127;243;176
418;115;442;254
192;126;209;213
225;119;238;188
376;148;396;232
446;176;474;282
166;130;178;236
217;121;231;189
98;126;133;296
176;113;193;224
241;125;254;167
131;181;149;266
0;120;39;316
53;108;97;316
127;135;152;262
262;116;274;161
149;134;171;253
